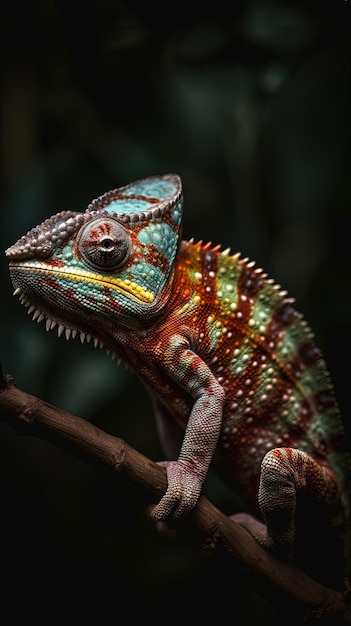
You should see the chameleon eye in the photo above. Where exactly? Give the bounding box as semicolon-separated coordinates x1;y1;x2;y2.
78;217;131;270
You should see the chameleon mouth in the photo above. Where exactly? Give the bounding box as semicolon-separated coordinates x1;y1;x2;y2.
9;261;155;304
11;285;123;363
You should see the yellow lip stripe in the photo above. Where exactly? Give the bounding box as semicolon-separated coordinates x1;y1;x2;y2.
13;263;155;304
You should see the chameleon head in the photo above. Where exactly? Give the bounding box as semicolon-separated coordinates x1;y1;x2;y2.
5;174;183;335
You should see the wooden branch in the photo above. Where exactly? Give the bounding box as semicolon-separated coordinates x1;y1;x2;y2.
0;366;350;625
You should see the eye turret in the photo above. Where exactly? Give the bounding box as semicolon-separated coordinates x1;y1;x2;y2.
78;217;131;270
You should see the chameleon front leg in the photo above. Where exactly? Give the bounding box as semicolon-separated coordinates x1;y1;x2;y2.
151;336;226;521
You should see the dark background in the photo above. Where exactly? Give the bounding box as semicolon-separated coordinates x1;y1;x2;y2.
0;1;350;624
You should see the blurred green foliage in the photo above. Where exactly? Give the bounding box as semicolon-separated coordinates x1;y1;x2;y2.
0;1;350;624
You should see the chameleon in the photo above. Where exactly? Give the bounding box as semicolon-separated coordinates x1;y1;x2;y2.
5;173;350;590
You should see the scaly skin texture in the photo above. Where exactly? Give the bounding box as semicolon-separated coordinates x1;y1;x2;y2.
6;174;350;589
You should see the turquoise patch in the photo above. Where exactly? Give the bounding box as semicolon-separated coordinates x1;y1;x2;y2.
138;222;177;262
133;178;177;199
172;200;183;225
103;178;179;215
105;198;155;214
131;262;165;290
